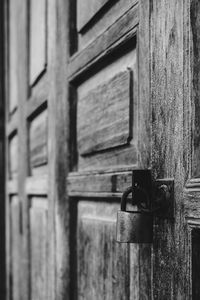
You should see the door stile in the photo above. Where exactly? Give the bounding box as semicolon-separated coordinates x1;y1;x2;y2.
16;1;29;299
151;0;186;299
47;0;70;299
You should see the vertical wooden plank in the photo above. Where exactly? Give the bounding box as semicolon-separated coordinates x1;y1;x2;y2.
5;0;11;297
151;0;185;299
16;0;29;299
138;0;150;168
10;196;21;300
130;244;139;299
30;0;47;84
9;134;18;179
77;201;130;300
47;0;69;299
29;109;48;170
30;198;48;300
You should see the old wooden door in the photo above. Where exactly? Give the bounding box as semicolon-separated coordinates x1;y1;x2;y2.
67;0;152;299
5;0;200;299
5;0;54;299
67;0;200;299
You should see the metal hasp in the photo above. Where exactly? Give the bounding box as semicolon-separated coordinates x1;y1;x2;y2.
116;170;174;243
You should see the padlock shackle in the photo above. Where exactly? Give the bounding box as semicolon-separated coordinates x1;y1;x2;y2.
121;186;133;211
121;185;150;212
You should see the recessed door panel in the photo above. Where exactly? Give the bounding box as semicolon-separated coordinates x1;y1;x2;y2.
10;195;21;300
30;197;48;300
29;0;47;84
77;45;137;171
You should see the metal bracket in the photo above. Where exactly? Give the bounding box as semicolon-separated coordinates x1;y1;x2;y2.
132;170;174;219
154;179;174;219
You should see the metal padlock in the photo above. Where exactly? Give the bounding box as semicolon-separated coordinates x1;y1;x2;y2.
116;186;153;243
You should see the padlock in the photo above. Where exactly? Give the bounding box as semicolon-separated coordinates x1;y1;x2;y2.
116;186;153;243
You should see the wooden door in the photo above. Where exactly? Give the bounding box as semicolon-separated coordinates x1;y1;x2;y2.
67;0;151;299
6;0;200;299
5;0;54;299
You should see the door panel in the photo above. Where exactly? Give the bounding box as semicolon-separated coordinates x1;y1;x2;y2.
9;133;18;179
29;107;48;175
10;195;21;300
29;0;47;84
30;197;48;300
77;201;129;300
6;0;51;299
68;0;151;299
77;46;137;170
77;0;138;50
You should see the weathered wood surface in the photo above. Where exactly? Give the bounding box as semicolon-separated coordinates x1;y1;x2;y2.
137;0;150;168
29;109;48;168
68;171;132;196
16;1;29;298
77;201;129;300
30;0;47;84
9;134;18;178
30;197;48;300
77;47;138;170
9;0;18;113
47;0;69;298
10;196;21;300
69;4;138;80
184;189;200;219
79;143;138;171
151;0;185;299
190;0;200;179
78;0;137;50
78;70;132;155
77;0;115;32
25;175;48;195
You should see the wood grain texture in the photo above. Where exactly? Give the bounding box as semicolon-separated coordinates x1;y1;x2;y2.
16;1;29;298
77;201;129;300
184;189;200;219
79;145;138;171
77;0;115;32
77;47;138;171
69;4;138;80
151;0;185;298
68;171;132;196
10;196;21;300
190;0;200;179
78;70;132;155
9;134;18;179
29;109;48;169
30;197;48;300
47;0;69;298
30;0;47;84
78;0;137;50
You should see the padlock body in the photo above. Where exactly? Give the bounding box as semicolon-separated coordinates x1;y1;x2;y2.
116;210;153;243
